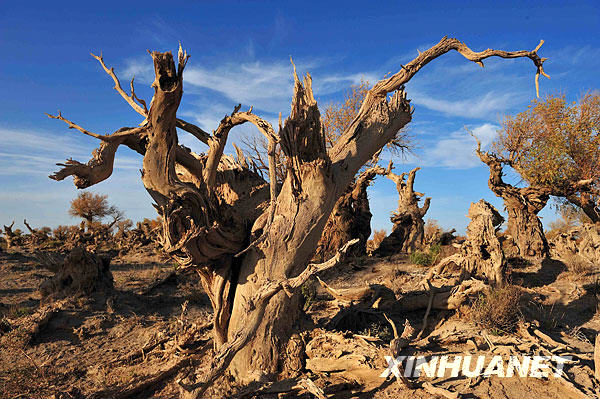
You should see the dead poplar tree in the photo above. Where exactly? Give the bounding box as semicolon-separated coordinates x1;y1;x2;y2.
314;164;387;261
2;221;16;249
46;38;548;387
430;200;507;286
375;166;430;254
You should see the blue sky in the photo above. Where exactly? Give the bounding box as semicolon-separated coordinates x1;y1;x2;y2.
0;1;599;234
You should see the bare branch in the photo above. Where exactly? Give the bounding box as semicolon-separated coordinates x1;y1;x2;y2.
203;104;242;190
23;219;35;235
130;76;148;114
176;119;211;145
91;52;148;117
372;37;549;98
46;111;113;142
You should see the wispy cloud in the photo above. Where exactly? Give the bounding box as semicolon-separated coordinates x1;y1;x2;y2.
410;123;500;169
411;90;517;119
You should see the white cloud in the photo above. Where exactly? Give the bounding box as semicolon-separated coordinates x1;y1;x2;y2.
411;90;516;119
413;123;500;169
0;128;89;156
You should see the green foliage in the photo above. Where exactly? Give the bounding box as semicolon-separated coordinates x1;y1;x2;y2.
301;283;317;311
358;321;393;342
409;244;441;266
494;94;600;193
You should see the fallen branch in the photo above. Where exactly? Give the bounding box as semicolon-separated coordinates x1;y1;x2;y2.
422;382;459;399
298;378;327;399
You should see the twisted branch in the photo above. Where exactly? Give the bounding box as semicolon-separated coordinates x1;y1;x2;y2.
372;37;549;98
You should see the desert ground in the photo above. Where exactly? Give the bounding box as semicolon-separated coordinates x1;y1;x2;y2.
1;227;599;398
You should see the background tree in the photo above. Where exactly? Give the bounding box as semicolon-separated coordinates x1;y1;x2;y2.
475;139;551;258
68;192;121;230
47;38;547;392
493;94;600;223
375;166;431;254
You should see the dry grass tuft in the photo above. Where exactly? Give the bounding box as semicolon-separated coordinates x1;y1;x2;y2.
562;254;594;276
471;285;522;334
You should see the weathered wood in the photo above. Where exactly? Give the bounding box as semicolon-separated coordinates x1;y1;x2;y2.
595;334;600;382
430;200;507;286
375;166;430;254
47;38;547;391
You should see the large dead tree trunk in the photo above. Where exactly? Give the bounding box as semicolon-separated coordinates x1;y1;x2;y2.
430;200;507;286
475;141;550;258
375;166;430;255
46;38;548;389
314;165;385;261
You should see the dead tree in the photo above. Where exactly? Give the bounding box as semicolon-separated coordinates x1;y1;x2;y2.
23;219;49;246
314;165;387;261
431;200;507;286
46;38;548;388
2;221;16;248
375;166;431;254
550;223;600;265
475;139;550;258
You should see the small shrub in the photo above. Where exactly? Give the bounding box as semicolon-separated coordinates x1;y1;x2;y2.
424;219;443;244
367;229;387;253
409;244;441;267
471;285;522;334
563;254;594;276
358;321;393;341
301;282;317;311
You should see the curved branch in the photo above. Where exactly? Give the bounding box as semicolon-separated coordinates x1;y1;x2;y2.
203;104;243;190
372;37;549;98
49;126;147;189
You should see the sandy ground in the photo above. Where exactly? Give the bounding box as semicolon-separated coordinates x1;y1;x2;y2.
0;246;599;398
